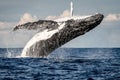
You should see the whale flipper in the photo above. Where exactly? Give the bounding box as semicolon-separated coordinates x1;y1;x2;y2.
13;20;59;32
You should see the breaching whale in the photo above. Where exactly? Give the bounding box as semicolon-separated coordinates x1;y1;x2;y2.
13;13;104;57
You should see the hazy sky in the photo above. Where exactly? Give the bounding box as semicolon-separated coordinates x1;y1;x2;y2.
0;0;120;48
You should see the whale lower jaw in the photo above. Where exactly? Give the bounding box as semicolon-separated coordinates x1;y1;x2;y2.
14;13;104;57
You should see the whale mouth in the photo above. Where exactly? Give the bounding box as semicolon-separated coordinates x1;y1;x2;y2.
13;13;104;58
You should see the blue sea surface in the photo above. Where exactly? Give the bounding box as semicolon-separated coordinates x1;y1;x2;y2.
0;48;120;80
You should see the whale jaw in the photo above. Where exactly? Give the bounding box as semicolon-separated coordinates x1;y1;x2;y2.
15;13;104;57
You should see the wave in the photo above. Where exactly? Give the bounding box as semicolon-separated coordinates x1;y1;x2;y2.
0;48;119;60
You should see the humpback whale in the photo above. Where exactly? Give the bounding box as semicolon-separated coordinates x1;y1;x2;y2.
13;13;104;57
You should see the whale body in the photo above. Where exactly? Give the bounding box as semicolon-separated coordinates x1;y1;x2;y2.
14;13;104;57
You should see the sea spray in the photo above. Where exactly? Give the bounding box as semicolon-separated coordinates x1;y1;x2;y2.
4;30;36;58
47;48;71;60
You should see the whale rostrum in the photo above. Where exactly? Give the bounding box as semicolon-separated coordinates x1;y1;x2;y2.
13;13;104;57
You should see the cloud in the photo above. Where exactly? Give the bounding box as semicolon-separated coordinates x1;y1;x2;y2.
0;22;16;31
0;22;9;27
0;30;37;48
104;14;120;22
60;10;71;17
46;10;70;20
0;13;38;30
46;11;120;23
0;12;38;48
46;10;90;21
18;13;38;25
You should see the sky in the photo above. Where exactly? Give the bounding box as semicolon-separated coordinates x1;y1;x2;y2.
0;0;120;48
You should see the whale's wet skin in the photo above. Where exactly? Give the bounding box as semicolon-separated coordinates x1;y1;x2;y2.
14;13;104;57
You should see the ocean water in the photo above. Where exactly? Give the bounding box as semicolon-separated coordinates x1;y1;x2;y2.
0;48;120;80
